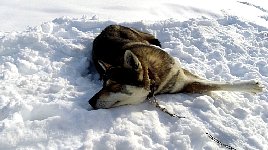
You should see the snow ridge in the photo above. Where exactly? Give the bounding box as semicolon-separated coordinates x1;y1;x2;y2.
0;16;267;149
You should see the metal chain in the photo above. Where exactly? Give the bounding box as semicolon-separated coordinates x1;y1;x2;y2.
147;95;185;119
147;95;237;150
206;133;237;150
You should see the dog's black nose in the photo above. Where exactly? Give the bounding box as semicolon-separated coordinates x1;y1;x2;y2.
88;96;97;109
88;99;97;109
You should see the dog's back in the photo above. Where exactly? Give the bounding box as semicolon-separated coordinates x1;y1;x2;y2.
92;25;161;76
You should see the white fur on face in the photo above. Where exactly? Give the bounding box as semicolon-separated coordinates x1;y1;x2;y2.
95;85;150;109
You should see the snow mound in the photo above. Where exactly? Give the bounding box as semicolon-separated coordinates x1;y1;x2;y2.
0;16;267;149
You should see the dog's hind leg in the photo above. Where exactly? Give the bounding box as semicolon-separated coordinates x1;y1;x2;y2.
181;80;263;94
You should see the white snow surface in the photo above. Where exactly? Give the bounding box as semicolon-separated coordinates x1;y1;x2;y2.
1;1;268;150
1;0;268;32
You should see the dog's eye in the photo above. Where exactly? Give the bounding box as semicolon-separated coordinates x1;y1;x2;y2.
103;73;110;80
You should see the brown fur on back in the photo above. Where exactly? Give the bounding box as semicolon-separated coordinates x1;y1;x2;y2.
92;25;161;75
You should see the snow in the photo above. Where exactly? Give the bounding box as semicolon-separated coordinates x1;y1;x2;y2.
1;0;268;32
0;0;268;150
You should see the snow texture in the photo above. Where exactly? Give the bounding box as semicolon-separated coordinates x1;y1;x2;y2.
1;0;268;150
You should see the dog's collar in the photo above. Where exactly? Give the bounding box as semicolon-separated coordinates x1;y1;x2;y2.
147;68;156;99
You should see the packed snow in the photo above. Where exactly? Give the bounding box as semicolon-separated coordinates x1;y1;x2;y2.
1;0;268;150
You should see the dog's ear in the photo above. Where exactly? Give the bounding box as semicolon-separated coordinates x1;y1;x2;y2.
98;60;111;72
124;50;141;71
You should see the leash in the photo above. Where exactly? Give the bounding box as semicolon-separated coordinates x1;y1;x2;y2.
206;133;237;150
147;95;185;119
146;94;237;150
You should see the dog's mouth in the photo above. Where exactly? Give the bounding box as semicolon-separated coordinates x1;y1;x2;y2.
111;100;121;107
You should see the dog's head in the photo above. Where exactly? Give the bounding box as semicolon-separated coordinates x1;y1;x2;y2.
89;50;150;109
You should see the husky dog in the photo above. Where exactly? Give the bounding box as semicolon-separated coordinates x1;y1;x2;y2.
89;25;263;109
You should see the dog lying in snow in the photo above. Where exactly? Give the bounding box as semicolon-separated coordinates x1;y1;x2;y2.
88;25;263;109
